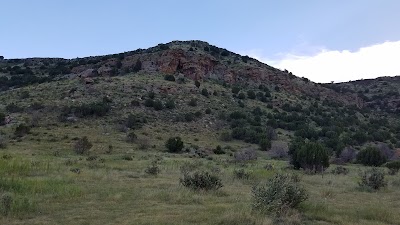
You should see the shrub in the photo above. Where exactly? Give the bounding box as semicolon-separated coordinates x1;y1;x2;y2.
331;166;349;175
125;114;146;130
137;137;150;150
132;59;142;72
232;86;241;94
201;88;209;97
165;99;175;109
0;192;13;216
0;113;5;126
144;99;154;107
73;136;93;155
238;92;246;99
165;137;184;153
213;145;225;154
180;171;223;191
357;146;387;166
252;174;307;215
205;108;211;114
259;138;271;151
384;161;400;175
14;124;31;137
234;148;257;162
152;100;164;111
148;91;155;99
126;132;137;143
122;155;133;161
290;142;329;172
195;80;201;88
145;162;160;175
233;169;250;180
358;168;387;191
220;130;232;141
0;135;7;149
6;103;23;113
247;90;256;99
164;74;175;81
188;98;197;106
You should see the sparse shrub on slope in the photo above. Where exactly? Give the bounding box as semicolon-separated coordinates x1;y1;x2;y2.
180;171;223;191
164;74;175;81
252;174;307;216
74;136;93;155
357;146;387;166
14;124;31;137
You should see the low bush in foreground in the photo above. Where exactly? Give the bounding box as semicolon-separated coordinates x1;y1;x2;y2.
252;173;307;216
358;168;387;191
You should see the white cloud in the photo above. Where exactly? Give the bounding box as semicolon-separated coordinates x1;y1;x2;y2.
244;41;400;83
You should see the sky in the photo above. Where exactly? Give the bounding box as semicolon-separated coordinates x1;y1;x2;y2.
1;0;400;83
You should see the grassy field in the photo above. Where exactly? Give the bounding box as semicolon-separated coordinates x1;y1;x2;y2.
1;141;400;225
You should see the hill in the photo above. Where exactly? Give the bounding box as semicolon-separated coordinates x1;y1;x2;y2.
0;41;400;224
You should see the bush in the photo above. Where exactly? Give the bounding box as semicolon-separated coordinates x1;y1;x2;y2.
331;166;349;175
237;92;246;99
234;148;257;162
144;99;154;107
164;74;175;81
259;138;271;151
213;145;225;154
358;168;387;191
201;88;209;97
384;161;400;175
195;80;201;88
290;141;329;172
0;135;7;149
125;114;146;130
180;171;223;191
6;103;23;113
165;99;175;109
0;113;5;126
165;137;184;153
205;108;212;114
247;90;256;99
357;146;387;166
126;132;137;143
252;174;307;215
220;130;232;141
145;162;160;175
14;124;31;137
233;169;250;180
232;86;241;94
73;136;93;155
153;100;164;111
188;98;197;106
0;192;12;216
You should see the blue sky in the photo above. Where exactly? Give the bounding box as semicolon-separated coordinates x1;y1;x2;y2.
2;0;400;82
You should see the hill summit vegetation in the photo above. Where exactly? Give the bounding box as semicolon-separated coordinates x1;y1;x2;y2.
0;40;400;224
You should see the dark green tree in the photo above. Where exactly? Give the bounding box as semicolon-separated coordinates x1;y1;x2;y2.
290;141;329;172
357;146;387;166
165;137;184;153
